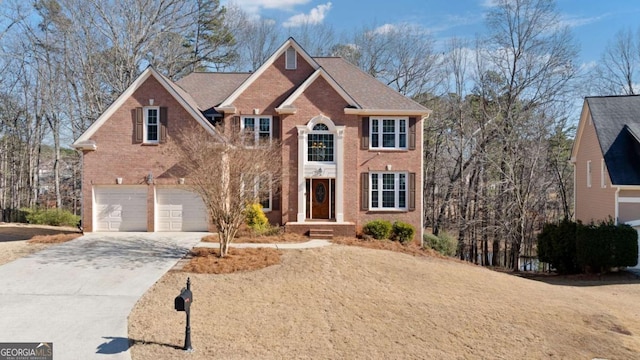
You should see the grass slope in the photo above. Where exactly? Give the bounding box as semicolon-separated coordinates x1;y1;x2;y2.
129;245;640;359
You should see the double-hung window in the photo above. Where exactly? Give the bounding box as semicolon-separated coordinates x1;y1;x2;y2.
144;107;160;143
241;116;272;146
370;117;407;149
244;174;272;211
370;172;407;210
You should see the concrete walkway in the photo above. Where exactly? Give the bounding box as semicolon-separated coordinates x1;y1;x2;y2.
0;232;204;360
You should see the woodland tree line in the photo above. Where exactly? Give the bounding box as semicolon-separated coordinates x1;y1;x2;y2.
0;0;636;269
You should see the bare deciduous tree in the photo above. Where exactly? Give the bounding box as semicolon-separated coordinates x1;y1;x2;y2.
170;126;281;257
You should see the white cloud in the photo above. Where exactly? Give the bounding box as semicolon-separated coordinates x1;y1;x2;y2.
558;14;608;29
227;0;311;15
283;2;332;28
373;24;397;35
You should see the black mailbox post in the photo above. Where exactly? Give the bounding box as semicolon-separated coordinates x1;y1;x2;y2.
174;277;193;352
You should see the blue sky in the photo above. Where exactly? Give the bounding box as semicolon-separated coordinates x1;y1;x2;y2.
227;0;640;67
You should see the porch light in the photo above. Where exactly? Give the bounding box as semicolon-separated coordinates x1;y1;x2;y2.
146;172;153;184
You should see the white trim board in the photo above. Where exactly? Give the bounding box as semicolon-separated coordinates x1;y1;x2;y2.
618;197;640;203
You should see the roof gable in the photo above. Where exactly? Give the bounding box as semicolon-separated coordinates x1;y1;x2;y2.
73;67;219;149
584;95;640;185
217;38;320;111
275;68;360;114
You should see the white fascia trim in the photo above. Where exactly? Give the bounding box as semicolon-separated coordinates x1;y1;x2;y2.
570;101;590;161
275;106;297;115
614;185;640;190
218;38;320;108
344;108;431;116
73;67;220;146
73;68;153;145
214;106;237;114
276;69;359;112
618;197;640;203
72;140;97;151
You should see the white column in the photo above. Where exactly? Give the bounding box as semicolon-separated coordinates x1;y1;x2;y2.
335;126;345;222
296;125;307;222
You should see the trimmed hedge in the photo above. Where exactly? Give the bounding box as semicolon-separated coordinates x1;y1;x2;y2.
392;221;415;243
363;220;392;240
25;208;80;227
538;219;638;274
537;219;578;274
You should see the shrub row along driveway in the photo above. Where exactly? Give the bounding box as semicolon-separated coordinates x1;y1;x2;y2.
0;232;204;360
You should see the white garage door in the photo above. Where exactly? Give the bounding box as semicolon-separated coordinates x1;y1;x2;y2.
156;188;209;232
94;186;147;231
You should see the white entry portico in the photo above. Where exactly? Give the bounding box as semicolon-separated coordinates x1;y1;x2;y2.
296;115;345;223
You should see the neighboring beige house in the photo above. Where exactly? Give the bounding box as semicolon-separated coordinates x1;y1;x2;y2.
571;95;640;268
72;38;430;240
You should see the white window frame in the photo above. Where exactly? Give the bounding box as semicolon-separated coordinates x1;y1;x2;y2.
587;160;592;188
242;173;272;212
307;123;335;163
369;172;408;211
285;47;297;70
369;117;408;150
143;106;160;144
600;159;606;188
241;116;272;146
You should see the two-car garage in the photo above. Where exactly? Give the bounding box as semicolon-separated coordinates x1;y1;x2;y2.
93;186;209;232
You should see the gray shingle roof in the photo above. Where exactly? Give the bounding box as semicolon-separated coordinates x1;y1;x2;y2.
314;57;429;112
176;72;251;111
587;95;640;185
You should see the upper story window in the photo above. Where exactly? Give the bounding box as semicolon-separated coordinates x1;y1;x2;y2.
286;47;297;70
370;117;407;150
370;172;407;210
587;160;592;188
308;123;334;162
144;107;159;143
600;159;606;188
241;116;272;146
243;174;272;211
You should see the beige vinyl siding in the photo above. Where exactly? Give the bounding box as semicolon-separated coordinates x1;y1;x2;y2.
618;202;640;223
574;110;617;223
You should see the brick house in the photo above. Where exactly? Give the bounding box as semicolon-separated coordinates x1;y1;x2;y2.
571;95;640;268
73;38;430;240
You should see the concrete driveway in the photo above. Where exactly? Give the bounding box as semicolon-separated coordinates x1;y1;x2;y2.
0;232;204;359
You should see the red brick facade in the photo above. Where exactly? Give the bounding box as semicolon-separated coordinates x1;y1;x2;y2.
77;42;425;239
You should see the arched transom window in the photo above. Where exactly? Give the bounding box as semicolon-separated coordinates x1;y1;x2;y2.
308;123;334;162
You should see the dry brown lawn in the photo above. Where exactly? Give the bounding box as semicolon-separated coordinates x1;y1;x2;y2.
0;240;51;266
129;245;640;359
27;233;82;244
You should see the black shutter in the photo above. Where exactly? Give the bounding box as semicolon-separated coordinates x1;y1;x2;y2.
273;116;280;141
408;117;416;150
133;107;143;144
409;172;416;211
361;172;369;211
160;107;168;143
361;117;369;149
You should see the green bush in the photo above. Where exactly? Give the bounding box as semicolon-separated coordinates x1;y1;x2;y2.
245;203;269;230
363;220;393;240
424;232;456;257
576;220;639;272
392;221;415;243
537;219;578;274
613;224;639;267
25;208;80;227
